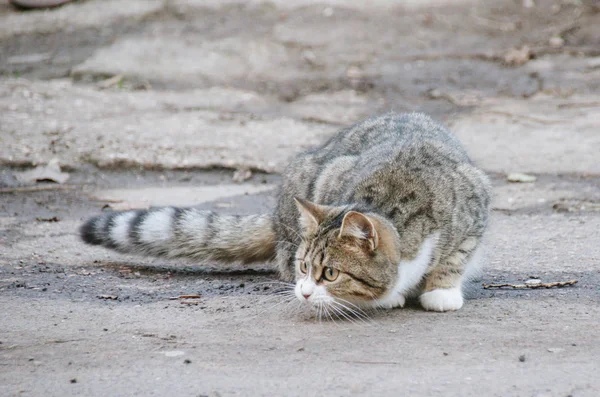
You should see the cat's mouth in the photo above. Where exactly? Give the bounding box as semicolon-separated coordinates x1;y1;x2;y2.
294;280;371;322
301;294;334;305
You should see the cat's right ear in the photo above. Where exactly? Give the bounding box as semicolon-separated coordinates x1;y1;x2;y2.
338;211;378;251
294;197;325;234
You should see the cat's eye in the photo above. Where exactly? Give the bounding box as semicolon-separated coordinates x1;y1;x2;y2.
323;267;339;282
299;261;308;274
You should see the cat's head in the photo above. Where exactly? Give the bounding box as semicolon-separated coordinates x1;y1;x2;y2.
292;198;400;309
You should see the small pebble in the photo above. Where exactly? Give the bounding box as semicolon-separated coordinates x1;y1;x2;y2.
507;172;536;183
549;36;564;48
183;359;192;364
70;378;77;384
519;355;526;362
443;352;449;356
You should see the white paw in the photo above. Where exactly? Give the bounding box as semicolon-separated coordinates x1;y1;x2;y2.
420;288;463;312
374;293;406;309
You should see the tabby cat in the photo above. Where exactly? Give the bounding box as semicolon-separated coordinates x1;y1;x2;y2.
80;112;491;312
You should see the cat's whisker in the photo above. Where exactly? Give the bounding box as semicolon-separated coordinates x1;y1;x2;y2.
330;300;372;326
318;302;323;324
319;302;332;323
258;293;297;314
259;296;297;311
269;290;295;295
234;295;295;324
272;220;306;243
273;240;301;250
332;298;372;321
332;297;367;313
253;280;296;288
328;302;361;325
291;300;305;316
267;287;294;295
323;304;339;325
266;289;296;296
281;296;303;316
327;303;358;326
267;291;296;298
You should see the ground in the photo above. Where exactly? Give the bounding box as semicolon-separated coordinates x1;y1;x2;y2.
1;0;600;396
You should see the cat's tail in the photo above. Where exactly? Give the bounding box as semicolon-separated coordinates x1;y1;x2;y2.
79;208;276;263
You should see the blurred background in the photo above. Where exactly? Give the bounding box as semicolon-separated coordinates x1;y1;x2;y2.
1;0;599;174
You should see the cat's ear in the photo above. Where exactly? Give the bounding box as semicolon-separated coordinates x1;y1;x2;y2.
294;197;327;233
339;211;378;251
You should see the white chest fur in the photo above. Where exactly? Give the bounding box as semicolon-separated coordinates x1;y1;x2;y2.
371;232;439;309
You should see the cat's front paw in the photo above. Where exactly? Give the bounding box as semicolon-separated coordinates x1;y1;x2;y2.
420;288;463;312
375;293;406;309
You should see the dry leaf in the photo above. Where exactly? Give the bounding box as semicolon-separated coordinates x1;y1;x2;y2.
14;158;70;184
232;168;253;183
503;46;532;67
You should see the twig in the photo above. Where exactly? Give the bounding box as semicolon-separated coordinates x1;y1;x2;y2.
0;184;79;194
390;46;600;64
97;74;124;89
392;52;499;62
169;295;201;300
97;295;119;300
531;45;600;58
483;280;577;289
558;102;600;109
341;360;401;365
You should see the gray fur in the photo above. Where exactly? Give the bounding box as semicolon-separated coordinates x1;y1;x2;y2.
274;112;490;282
81;112;490;293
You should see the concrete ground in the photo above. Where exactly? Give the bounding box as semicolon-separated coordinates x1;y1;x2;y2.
1;0;599;396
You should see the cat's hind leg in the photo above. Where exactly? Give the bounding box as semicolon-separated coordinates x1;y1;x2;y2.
419;237;480;312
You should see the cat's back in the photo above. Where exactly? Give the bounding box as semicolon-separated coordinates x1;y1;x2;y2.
276;112;490;254
281;112;478;204
307;112;469;165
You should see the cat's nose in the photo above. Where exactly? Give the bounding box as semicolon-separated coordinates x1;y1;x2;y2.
303;293;312;300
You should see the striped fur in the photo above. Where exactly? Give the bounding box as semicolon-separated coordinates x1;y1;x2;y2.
80;208;275;263
80;112;491;312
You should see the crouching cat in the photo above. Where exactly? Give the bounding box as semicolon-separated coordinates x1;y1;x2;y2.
80;112;491;312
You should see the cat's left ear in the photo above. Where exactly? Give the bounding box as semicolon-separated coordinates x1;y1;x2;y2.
294;197;327;234
339;211;378;251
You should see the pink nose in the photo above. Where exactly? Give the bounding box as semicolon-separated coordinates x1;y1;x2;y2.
303;293;312;300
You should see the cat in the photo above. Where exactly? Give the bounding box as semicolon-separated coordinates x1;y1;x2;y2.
80;112;491;312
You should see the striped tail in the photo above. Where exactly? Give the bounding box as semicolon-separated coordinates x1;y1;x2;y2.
79;207;276;263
